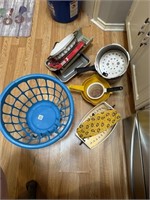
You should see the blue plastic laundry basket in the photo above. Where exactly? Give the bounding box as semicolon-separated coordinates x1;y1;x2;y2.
0;74;74;149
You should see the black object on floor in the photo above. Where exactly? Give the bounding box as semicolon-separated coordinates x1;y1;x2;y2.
26;180;38;199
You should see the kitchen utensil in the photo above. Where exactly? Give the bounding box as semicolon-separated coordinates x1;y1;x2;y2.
87;82;123;99
77;109;121;139
76;102;121;149
3;8;14;25
46;41;85;71
76;43;130;79
50;33;76;58
15;6;27;24
0;74;74;149
54;53;90;82
68;75;123;103
45;28;93;71
68;74;111;105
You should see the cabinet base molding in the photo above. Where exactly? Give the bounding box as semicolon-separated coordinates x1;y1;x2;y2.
91;17;125;31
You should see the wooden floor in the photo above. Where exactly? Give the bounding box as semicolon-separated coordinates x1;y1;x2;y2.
0;1;135;199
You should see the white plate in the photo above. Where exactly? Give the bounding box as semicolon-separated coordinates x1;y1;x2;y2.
50;33;75;57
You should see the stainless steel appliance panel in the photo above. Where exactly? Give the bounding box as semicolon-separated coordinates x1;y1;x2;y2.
123;109;150;199
137;110;150;198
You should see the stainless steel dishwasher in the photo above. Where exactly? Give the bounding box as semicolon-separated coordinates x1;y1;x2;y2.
123;109;150;199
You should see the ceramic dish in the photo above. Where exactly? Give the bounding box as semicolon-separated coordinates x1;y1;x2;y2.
76;102;120;149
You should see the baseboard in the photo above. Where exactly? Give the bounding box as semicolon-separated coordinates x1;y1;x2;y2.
91;17;125;31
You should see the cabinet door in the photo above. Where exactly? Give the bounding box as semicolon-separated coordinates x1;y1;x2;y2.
130;40;150;110
85;0;132;31
126;0;150;56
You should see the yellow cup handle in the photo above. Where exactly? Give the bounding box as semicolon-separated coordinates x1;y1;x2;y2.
68;85;85;92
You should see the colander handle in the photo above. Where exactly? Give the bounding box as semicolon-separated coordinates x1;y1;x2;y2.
75;65;95;74
106;86;123;93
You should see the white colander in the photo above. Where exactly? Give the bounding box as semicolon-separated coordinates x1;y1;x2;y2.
95;43;130;79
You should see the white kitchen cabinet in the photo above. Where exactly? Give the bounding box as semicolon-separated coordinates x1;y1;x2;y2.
126;0;150;110
130;40;150;110
126;0;150;57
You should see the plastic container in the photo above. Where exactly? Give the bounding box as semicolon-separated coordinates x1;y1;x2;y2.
48;0;80;23
0;74;74;149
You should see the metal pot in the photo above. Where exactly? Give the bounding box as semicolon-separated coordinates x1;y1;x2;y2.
76;43;130;79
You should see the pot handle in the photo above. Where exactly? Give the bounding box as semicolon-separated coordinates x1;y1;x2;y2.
68;85;85;92
106;86;123;93
75;65;96;74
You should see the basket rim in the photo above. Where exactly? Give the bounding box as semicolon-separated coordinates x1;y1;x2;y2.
0;73;74;149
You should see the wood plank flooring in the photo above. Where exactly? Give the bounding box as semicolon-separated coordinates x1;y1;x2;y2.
0;1;135;199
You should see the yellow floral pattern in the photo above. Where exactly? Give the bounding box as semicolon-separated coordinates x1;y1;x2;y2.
77;109;121;139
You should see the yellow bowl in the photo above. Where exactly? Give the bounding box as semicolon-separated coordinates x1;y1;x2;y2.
68;74;111;105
